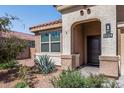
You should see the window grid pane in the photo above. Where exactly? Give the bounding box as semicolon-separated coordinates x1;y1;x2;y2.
41;32;49;42
51;42;60;52
41;31;61;52
41;43;49;52
51;31;60;41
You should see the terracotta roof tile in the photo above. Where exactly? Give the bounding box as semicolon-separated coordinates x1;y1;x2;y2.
30;19;62;30
0;31;35;41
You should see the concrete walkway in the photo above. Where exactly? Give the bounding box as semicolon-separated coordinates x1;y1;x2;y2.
117;76;124;88
80;66;124;88
80;66;100;77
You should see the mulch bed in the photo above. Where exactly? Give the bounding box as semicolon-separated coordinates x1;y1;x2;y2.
0;68;22;88
0;67;62;88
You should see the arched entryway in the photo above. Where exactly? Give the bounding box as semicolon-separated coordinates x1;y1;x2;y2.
71;19;101;67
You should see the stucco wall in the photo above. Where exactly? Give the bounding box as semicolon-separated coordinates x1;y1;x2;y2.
73;24;84;65
36;53;61;66
62;5;117;56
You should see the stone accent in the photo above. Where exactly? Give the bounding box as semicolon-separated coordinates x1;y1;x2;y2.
35;32;40;53
61;55;73;70
30;48;35;59
99;56;120;77
61;54;80;70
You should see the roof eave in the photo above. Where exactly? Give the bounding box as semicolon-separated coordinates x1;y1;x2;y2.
55;5;76;12
30;23;62;32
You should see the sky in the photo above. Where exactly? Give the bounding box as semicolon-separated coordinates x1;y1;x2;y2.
0;5;61;34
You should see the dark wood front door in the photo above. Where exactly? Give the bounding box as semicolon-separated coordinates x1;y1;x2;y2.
87;36;101;66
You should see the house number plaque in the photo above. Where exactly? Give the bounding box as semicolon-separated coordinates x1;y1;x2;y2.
103;23;113;38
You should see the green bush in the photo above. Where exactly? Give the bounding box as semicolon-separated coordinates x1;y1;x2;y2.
84;73;106;88
103;79;119;88
0;36;27;63
34;55;56;74
51;69;119;88
51;69;85;88
0;59;17;69
15;82;28;88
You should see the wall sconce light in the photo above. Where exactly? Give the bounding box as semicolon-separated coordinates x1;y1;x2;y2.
80;10;84;16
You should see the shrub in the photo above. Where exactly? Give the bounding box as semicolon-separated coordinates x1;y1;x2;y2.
34;55;56;74
84;73;119;88
0;36;27;63
51;69;85;88
0;59;17;69
18;66;30;81
17;66;32;88
15;82;28;88
104;79;119;88
84;73;106;88
51;69;119;88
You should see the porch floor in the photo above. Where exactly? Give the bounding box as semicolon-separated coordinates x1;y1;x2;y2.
80;66;100;77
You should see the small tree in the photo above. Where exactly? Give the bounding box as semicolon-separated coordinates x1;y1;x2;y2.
0;14;27;64
0;14;19;32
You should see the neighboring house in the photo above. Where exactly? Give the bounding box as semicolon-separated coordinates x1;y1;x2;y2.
0;31;35;59
30;5;124;78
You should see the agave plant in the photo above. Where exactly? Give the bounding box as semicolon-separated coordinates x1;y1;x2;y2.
34;55;56;74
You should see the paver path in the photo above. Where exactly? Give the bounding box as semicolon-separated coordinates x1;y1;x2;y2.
80;66;99;77
117;76;124;88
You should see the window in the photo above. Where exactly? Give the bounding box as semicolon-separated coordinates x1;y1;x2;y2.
41;31;61;52
28;41;35;48
41;33;49;52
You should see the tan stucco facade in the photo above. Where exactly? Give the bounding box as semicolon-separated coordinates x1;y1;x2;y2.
30;5;124;78
59;5;119;77
61;5;117;56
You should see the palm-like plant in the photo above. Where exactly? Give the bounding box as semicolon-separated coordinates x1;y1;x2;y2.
34;55;56;74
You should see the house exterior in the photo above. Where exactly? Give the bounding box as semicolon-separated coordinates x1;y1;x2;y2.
30;5;124;78
0;31;35;59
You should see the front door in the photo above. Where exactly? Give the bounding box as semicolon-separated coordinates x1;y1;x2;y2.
87;36;101;66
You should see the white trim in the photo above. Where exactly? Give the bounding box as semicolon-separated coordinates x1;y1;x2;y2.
36;53;61;57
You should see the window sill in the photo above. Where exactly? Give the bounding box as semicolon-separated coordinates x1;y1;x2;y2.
36;52;61;57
